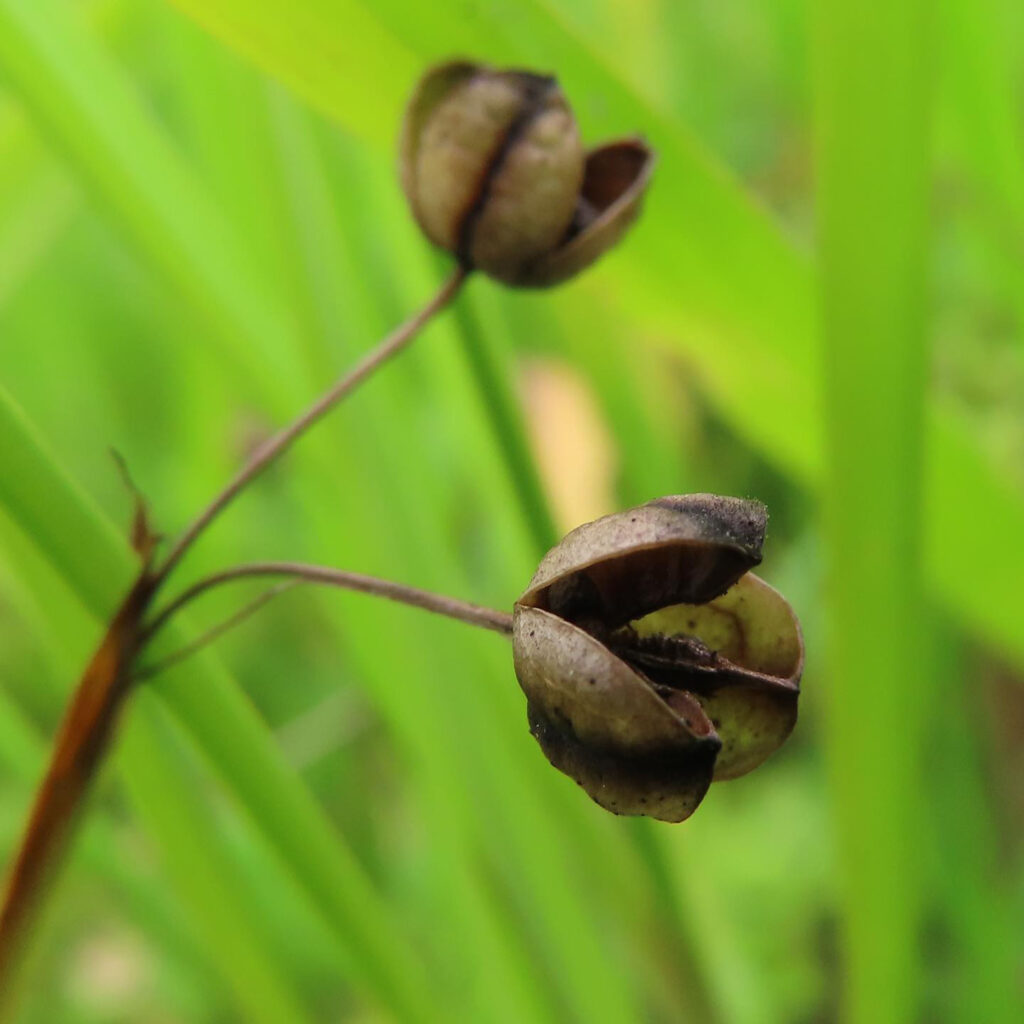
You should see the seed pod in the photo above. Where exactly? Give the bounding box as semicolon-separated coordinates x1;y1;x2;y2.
512;495;803;822
400;61;654;287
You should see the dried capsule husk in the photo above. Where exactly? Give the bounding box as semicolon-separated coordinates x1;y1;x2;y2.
518;494;767;628
511;494;803;821
513;605;720;822
515;139;655;287
400;61;654;287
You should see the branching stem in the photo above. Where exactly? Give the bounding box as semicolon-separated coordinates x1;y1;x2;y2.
0;268;468;1001
135;580;302;681
153;266;468;591
142;562;512;675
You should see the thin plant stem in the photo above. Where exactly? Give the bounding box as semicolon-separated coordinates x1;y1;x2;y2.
0;572;156;994
135;580;303;681
451;295;559;554
155;265;468;590
143;562;513;666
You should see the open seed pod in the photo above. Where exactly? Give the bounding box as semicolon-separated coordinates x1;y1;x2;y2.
400;61;654;287
512;495;803;822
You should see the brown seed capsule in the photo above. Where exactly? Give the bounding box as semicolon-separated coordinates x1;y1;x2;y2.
512;495;803;822
400;61;654;287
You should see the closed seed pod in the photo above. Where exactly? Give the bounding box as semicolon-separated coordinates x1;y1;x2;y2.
400;61;654;287
512;495;803;822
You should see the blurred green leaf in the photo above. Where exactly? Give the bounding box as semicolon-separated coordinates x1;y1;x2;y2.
939;0;1024;334
815;2;932;1021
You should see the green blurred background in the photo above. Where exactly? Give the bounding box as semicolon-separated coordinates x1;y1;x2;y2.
0;0;1022;1021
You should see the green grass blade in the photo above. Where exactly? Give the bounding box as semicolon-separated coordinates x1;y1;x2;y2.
813;3;932;1021
938;0;1024;336
924;626;1020;1022
0;0;303;403
0;383;125;616
451;292;560;554
0;102;76;309
119;701;317;1024
166;0;416;149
